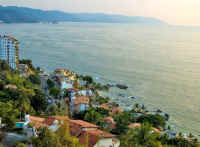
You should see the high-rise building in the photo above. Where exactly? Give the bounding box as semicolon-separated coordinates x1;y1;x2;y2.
0;35;19;69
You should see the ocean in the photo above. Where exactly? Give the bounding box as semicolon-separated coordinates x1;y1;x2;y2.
0;22;200;135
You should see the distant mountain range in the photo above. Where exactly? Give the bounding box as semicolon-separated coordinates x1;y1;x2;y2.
0;6;166;24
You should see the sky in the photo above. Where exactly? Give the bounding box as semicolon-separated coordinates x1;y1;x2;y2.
0;0;200;26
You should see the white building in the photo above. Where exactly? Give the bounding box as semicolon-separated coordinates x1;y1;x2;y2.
0;35;19;69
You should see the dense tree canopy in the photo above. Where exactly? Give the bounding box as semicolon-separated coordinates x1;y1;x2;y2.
137;114;166;129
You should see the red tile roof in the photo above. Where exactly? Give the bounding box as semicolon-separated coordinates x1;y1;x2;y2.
78;130;116;147
52;116;69;121
29;116;47;128
69;120;98;129
30;116;69;128
29;115;117;147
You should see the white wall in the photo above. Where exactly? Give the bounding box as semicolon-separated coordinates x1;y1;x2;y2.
94;138;120;147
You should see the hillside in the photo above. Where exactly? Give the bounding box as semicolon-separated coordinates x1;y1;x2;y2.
0;6;165;24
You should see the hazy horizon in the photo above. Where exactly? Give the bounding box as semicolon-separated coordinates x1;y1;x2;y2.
0;0;200;26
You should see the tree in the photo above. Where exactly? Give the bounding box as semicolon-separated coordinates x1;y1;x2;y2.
47;79;55;89
31;128;62;147
56;121;88;147
0;60;10;71
16;96;32;120
31;89;48;113
82;76;93;84
0;101;19;128
19;59;35;71
137;114;166;129
56;121;74;146
112;112;130;135
29;74;41;85
49;87;61;99
84;109;105;127
120;123;161;147
15;143;27;147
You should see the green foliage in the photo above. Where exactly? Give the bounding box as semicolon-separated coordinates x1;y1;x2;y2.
0;60;10;71
84;108;105;127
47;79;55;88
0;101;19;128
29;74;41;85
137;114;166;129
162;137;200;147
49;87;61;98
82;75;93;84
131;103;146;113
95;107;109;116
31;128;62;147
0;60;48;127
112;112;131;135
31;89;48;113
31;125;88;147
14;142;27;147
19;59;35;71
120;123;161;147
92;82;109;91
95;96;110;105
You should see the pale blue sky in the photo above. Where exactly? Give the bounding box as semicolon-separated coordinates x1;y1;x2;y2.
0;0;200;26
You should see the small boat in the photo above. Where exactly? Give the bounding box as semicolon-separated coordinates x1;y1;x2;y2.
128;96;137;99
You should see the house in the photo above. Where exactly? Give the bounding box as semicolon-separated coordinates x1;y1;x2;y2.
78;129;119;147
18;64;29;73
70;96;89;113
26;115;120;147
61;81;73;89
69;120;120;147
54;68;77;81
67;88;93;98
40;69;50;77
67;88;80;98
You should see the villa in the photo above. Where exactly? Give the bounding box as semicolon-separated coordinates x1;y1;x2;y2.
21;115;120;147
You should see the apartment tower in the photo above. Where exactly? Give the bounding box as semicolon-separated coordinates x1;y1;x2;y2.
0;35;19;69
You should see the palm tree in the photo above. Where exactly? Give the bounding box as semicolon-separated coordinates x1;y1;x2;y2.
120;123;161;147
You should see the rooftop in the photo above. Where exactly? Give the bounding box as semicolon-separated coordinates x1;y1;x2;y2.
78;129;116;147
72;96;89;105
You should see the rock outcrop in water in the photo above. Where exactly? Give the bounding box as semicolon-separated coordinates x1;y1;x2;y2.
116;84;128;90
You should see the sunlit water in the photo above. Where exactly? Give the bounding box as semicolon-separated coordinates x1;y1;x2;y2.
0;22;200;135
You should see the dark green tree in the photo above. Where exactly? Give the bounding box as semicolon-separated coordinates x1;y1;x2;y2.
49;87;61;99
29;74;41;85
47;79;55;89
31;89;48;113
